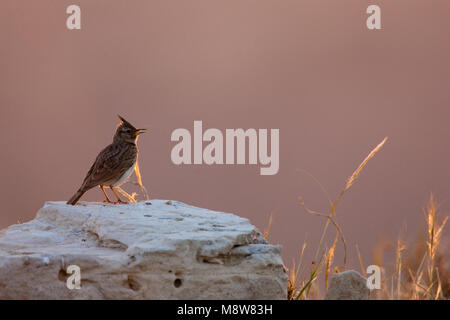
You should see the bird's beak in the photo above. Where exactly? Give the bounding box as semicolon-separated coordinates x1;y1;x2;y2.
136;128;147;135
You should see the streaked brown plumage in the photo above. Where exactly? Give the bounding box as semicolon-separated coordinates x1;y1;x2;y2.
67;115;146;205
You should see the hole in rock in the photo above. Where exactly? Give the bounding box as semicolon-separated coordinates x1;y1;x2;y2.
174;278;182;288
127;275;141;291
58;269;68;282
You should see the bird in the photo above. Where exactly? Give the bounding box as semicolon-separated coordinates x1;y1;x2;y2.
67;115;146;205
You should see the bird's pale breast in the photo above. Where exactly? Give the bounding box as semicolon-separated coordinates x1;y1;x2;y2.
112;161;137;187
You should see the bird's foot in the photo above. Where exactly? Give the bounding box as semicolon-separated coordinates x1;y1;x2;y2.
114;199;128;205
103;199;114;204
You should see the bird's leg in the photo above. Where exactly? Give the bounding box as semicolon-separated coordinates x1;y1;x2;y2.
100;185;113;203
110;186;128;204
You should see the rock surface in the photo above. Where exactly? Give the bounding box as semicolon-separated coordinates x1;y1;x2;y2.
325;270;370;300
0;200;287;299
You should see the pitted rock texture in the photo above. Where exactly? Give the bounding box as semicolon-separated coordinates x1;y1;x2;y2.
0;200;287;299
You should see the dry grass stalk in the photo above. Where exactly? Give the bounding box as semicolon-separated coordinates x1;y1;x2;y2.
345;137;388;190
373;194;448;300
425;194;448;286
395;237;405;299
298;196;347;265
288;139;450;300
116;187;138;202
287;240;307;300
263;214;273;240
291;137;388;299
296;169;333;206
313;137;388;267
134;161;150;200
324;236;338;290
115;161;150;202
355;244;367;277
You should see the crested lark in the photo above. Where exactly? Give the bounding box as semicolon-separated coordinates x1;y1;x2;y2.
67;115;146;205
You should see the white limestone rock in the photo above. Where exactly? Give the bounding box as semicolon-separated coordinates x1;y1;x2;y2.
0;200;287;299
325;270;370;300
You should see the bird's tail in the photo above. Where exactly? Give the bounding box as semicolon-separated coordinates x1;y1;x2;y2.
67;189;86;205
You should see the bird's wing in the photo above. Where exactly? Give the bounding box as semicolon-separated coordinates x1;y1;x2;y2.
80;143;126;190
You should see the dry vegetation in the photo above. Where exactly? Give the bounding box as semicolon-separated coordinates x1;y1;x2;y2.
266;137;449;300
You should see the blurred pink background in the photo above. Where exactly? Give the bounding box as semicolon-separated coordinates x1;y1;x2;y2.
1;1;449;269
